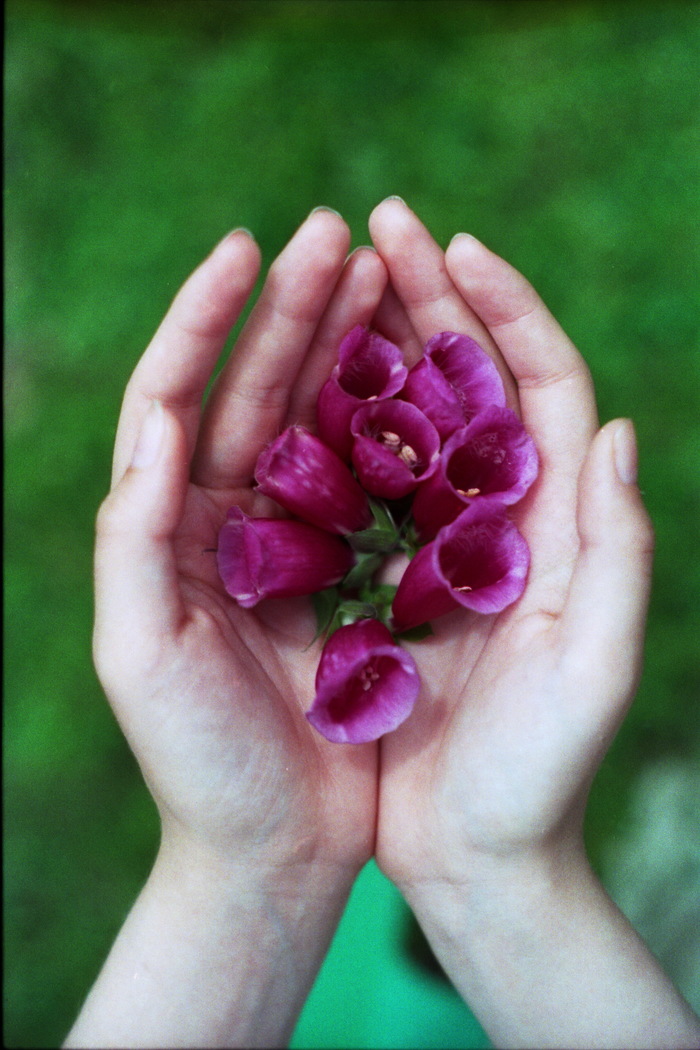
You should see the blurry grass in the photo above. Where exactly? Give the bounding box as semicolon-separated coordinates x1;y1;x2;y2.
5;0;700;1045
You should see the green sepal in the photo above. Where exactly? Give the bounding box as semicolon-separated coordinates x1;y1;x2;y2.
347;527;398;554
310;586;341;645
341;551;384;589
369;498;397;532
347;499;400;554
394;621;434;642
358;582;397;626
399;518;423;559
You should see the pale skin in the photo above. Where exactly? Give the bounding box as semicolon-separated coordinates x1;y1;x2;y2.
65;200;700;1049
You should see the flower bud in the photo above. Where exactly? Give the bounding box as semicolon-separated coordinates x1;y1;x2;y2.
403;331;506;439
217;507;354;608
255;425;372;535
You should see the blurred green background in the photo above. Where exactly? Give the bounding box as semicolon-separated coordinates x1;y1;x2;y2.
5;0;700;1046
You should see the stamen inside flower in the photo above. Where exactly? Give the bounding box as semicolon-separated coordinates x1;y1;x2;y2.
380;431;402;448
378;431;420;471
447;434;512;495
440;519;512;593
325;655;396;723
359;665;381;691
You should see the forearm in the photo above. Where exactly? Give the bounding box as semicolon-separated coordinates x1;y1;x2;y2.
65;836;356;1049
405;846;700;1050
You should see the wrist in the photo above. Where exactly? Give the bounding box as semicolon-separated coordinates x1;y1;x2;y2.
156;818;363;915
67;831;359;1049
395;843;700;1049
400;836;590;949
155;828;361;945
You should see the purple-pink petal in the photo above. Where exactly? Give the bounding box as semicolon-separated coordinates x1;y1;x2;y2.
254;425;372;535
403;331;506;440
350;400;441;500
392;503;531;630
412;405;539;540
306;619;420;744
317;325;408;460
217;507;354;608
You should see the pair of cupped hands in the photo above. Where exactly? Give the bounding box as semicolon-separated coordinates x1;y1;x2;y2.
94;198;653;898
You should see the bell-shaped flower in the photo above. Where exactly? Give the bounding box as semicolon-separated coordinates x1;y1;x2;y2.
350;399;441;500
402;331;506;440
217;507;355;609
412;405;539;540
306;618;420;743
255;425;372;535
392;502;530;630
317;325;408;460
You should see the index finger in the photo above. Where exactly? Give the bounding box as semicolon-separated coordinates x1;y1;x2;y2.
193;208;351;490
445;233;599;480
368;198;518;407
112;229;262;486
445;233;599;610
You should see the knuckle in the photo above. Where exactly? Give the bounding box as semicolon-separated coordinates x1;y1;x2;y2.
95;491;120;536
635;512;656;557
95;488;130;538
623;501;656;562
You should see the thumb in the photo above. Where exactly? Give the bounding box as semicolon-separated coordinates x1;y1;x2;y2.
559;419;655;707
93;401;190;681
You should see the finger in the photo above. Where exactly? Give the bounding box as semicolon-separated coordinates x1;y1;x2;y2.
112;229;262;485
368;197;518;406
558;420;654;727
286;245;389;430
194;207;352;490
94;402;190;686
371;281;424;366
445;233;600;610
445;233;599;480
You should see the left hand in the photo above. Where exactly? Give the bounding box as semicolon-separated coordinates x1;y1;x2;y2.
93;211;387;882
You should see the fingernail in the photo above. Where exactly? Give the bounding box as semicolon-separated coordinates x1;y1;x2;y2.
219;227;255;245
131;401;165;470
347;244;377;257
309;205;343;219
381;195;406;205
449;232;480;247
613;419;638;485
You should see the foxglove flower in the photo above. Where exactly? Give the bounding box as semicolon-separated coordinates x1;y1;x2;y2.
412;405;539;540
255;425;372;535
392;502;530;630
403;331;506;440
317;325;408;460
350;399;441;500
217;507;354;608
306;619;420;743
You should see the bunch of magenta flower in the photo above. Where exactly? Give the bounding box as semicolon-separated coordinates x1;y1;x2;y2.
217;327;538;744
